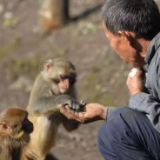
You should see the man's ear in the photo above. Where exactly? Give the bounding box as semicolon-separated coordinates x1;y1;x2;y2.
0;122;11;132
118;31;134;45
44;59;53;73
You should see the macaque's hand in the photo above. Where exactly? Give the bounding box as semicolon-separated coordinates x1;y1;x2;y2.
63;99;81;111
126;68;144;95
58;103;107;123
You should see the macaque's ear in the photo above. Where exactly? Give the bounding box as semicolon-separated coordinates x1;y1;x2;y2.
44;59;53;72
0;122;11;132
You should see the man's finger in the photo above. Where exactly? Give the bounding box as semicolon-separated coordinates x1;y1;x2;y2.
74;112;79;116
65;105;72;112
58;105;72;118
79;112;86;119
135;70;143;77
58;104;85;122
58;104;66;112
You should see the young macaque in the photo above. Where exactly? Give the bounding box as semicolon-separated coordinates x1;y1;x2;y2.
0;107;33;160
26;58;83;160
38;0;69;33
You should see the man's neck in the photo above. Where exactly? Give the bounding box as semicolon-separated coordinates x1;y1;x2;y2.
138;38;151;58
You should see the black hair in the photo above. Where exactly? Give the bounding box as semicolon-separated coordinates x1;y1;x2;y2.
102;0;160;40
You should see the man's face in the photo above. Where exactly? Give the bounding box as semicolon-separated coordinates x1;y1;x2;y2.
103;22;146;68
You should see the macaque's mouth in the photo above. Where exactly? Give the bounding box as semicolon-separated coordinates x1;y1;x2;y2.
60;88;69;93
27;128;34;134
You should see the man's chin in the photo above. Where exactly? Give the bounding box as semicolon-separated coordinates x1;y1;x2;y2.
129;61;146;68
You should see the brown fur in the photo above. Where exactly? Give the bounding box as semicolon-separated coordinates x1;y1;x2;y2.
0;107;35;160
26;58;80;160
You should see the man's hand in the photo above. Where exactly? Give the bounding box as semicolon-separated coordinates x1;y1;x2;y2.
126;68;144;95
58;103;107;123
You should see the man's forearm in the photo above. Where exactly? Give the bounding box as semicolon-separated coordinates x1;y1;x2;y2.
100;105;108;120
105;106;124;121
129;92;160;132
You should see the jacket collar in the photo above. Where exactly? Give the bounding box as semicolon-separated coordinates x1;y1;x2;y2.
145;32;160;65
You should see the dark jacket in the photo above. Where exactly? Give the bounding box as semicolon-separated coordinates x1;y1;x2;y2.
108;32;160;133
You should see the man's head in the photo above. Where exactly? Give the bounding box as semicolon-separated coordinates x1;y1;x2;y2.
102;0;160;68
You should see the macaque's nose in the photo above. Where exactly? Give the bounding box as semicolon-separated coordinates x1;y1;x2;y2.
63;78;69;87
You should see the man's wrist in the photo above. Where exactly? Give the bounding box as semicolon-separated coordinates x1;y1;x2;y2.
100;105;108;120
131;91;141;96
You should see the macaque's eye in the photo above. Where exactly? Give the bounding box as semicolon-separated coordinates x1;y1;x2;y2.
60;75;76;85
53;79;60;84
60;75;68;80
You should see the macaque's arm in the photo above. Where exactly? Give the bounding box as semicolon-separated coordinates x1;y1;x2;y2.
28;94;80;115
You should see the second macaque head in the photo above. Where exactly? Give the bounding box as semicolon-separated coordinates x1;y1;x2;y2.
0;107;33;140
43;58;77;94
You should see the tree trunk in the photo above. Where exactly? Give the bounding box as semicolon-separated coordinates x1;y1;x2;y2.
39;0;69;33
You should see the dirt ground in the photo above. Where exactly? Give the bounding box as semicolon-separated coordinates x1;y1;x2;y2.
0;0;160;160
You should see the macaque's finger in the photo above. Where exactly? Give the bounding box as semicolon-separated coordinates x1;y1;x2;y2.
75;104;80;111
80;100;87;107
63;105;83;121
71;104;76;110
71;102;79;111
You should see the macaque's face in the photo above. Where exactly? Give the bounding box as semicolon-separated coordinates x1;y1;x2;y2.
21;116;33;134
10;112;33;137
0;108;33;138
44;58;77;94
58;74;76;94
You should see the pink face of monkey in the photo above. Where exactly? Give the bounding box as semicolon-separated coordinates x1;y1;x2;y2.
44;58;77;94
58;74;76;94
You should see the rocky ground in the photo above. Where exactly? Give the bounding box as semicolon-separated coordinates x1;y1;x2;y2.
0;0;160;160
